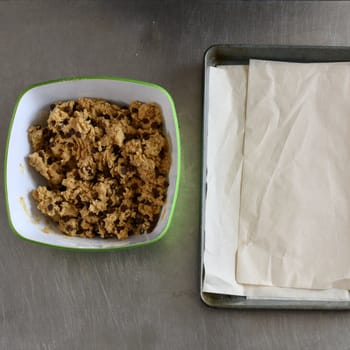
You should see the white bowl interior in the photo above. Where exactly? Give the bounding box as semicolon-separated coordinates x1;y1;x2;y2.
6;78;179;249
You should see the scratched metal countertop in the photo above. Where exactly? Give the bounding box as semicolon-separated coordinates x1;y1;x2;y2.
1;1;350;349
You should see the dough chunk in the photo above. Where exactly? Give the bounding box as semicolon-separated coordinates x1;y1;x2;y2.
28;98;170;239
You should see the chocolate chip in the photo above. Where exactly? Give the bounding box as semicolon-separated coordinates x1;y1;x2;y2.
47;204;53;211
142;118;149;124
63;119;69;126
128;229;134;236
134;214;144;225
120;204;127;212
92;192;99;200
43;131;55;144
132;194;139;204
103;168;110;177
47;157;54;165
76;202;85;209
131;107;138;113
92;147;98;153
120;166;127;175
159;148;166;159
151;122;161;129
147;218;159;233
50;104;56;110
93;224;99;235
113;145;120;155
73;102;84;112
62;165;70;173
67;128;75;137
143;133;150;140
117;188;124;196
124;134;134;142
103;115;110;120
50;120;56;126
152;188;160;198
58;185;66;192
66;225;73;231
75;131;82;138
131;183;138;191
62;216;70;222
91;119;97;127
155;167;162;177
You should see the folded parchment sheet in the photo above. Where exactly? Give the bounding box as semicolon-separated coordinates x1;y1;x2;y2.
237;60;350;291
203;64;350;300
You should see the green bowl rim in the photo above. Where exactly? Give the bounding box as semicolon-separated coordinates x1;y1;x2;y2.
4;75;181;251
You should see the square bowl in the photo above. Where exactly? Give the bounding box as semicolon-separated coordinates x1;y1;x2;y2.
4;76;180;250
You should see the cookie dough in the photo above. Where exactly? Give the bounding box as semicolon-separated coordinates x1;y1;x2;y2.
28;98;170;239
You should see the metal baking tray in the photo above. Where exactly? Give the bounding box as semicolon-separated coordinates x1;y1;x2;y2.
201;44;350;309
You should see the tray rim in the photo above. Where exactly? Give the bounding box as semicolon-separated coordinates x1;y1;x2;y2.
201;44;350;310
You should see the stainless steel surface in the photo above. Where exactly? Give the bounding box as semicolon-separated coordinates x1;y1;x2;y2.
201;45;350;309
1;1;350;349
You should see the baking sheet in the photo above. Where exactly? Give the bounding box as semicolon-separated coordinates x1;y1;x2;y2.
204;64;350;300
201;45;350;309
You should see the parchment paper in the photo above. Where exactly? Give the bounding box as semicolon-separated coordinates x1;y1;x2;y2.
237;59;350;291
203;65;350;300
